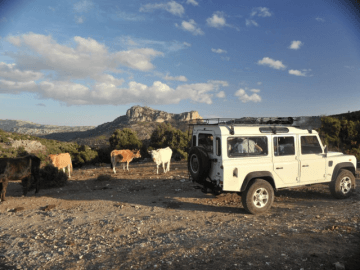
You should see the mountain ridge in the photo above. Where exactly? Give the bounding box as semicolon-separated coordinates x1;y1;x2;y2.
0;106;202;144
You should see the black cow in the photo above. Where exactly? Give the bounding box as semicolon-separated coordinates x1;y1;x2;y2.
0;155;41;202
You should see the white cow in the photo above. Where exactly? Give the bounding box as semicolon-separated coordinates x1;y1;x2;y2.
148;147;173;174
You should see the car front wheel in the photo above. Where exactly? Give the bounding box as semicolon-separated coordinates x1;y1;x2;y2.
330;169;354;199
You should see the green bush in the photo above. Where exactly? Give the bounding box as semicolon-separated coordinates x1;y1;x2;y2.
109;128;142;150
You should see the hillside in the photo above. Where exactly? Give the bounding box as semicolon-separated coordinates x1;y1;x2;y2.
0;119;95;136
0;106;202;146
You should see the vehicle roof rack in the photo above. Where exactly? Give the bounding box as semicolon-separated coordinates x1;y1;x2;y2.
188;116;321;130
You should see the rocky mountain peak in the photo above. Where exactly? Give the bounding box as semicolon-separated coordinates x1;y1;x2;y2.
125;105;202;123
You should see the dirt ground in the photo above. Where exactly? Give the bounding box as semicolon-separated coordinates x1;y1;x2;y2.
1;160;359;270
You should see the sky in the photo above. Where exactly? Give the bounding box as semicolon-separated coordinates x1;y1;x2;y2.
0;0;360;126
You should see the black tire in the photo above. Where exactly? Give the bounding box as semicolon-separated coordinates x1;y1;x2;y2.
241;179;274;215
188;147;210;183
330;169;354;199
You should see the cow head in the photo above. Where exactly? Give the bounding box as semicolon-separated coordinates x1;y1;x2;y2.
148;150;159;162
133;150;141;158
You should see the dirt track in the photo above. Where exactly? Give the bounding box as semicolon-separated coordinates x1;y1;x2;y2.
1;160;360;270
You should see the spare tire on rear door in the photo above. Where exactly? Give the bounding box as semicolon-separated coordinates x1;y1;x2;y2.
188;147;210;184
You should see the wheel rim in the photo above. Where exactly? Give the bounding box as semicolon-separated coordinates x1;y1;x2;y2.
252;188;269;208
340;176;352;194
190;154;199;173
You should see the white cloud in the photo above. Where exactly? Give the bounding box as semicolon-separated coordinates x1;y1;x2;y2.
0;62;43;82
176;19;204;35
245;19;258;27
6;33;164;78
250;89;261;93
74;0;93;12
186;0;199;6
2;33;231;106
257;82;262;85
211;48;227;54
258;57;286;70
216;91;225;98
119;36;191;52
0;78;230;106
288;69;311;77
234;88;262;103
206;12;227;28
76;16;85;24
289;40;303;50
114;48;164;71
207;80;229;88
164;74;188;82
251;7;272;17
140;1;185;17
316;17;325;22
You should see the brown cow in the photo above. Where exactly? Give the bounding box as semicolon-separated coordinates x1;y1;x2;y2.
110;149;141;174
48;153;73;178
0;155;41;202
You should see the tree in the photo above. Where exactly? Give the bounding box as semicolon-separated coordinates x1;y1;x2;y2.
149;123;190;159
109;128;142;150
318;116;341;149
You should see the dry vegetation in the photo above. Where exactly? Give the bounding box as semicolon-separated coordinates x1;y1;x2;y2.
1;160;360;270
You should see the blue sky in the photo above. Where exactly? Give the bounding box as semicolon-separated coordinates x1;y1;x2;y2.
0;0;360;126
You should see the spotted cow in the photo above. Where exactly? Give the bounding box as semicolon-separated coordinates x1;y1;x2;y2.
110;149;141;174
0;155;41;202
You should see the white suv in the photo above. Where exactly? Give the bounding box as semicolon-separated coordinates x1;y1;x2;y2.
188;117;358;214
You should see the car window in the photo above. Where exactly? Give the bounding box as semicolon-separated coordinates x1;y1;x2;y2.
301;136;322;154
228;136;268;157
198;133;213;153
274;136;295;156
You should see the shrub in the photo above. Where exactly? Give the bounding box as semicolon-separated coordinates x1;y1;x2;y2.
109;128;142;150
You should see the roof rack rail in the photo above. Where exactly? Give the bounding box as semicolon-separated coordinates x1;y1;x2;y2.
188;116;321;129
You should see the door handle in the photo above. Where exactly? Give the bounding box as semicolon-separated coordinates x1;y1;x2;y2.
276;167;283;170
302;165;309;167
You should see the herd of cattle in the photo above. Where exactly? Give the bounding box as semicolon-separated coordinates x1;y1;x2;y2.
0;147;173;203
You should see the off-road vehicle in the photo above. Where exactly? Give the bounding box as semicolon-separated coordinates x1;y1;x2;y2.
188;117;358;214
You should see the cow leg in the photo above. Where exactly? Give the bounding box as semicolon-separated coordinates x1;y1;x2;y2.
33;174;40;194
123;163;125;171
111;157;116;174
156;164;159;175
162;163;166;174
63;167;66;173
67;164;71;178
167;161;171;173
22;176;31;196
127;162;129;171
0;178;8;202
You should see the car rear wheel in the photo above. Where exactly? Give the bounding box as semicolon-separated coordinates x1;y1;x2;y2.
242;179;274;214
